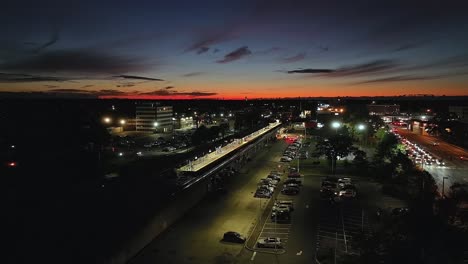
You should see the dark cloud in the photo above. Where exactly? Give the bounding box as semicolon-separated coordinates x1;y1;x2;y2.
47;88;135;97
216;46;252;63
355;71;468;85
213;48;220;53
81;85;94;88
185;29;235;53
165;86;175;90
354;75;439;84
140;89;217;97
286;69;333;74
43;84;58;88
116;83;136;88
1;49;150;75
280;52;306;63
392;41;427;52
325;60;398;77
182;72;204;77
34;27;59;53
114;75;164;81
196;47;210;54
0;72;67;82
48;88;91;93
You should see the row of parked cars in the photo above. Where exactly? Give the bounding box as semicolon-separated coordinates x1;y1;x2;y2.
281;168;302;195
320;176;357;200
254;171;282;198
280;139;302;162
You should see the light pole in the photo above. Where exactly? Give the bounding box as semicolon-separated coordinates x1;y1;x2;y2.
153;121;159;133
357;124;366;145
332;121;340;134
442;176;448;198
103;117;112;124
172;117;176;139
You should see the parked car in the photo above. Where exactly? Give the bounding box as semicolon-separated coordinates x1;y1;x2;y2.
258;185;274;193
284;183;300;189
257;237;283;248
288;172;301;178
271;210;291;222
274;200;294;211
272;204;291;213
284;178;302;186
339;188;356;198
260;178;278;186
280;156;292;162
223;231;246;243
338;177;352;188
267;174;281;181
281;187;300;195
254;189;272;198
320;188;336;198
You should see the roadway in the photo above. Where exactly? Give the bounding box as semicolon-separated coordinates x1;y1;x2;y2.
395;127;468;194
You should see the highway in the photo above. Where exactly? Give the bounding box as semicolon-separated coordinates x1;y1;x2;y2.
395;127;468;195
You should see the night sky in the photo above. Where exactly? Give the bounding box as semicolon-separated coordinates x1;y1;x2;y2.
1;0;468;99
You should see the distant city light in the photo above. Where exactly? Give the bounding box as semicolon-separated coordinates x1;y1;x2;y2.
103;117;111;123
153;122;159;127
358;124;366;130
8;162;17;167
120;119;126;125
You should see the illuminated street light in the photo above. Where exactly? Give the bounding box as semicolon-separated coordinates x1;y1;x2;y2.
120;119;126;125
153;122;159;127
332;121;341;134
357;124;366;131
103;117;111;124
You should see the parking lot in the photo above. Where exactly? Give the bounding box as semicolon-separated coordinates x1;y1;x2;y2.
316;199;370;257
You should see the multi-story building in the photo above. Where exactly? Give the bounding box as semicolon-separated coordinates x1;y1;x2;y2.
136;102;157;132
135;102;173;133
155;106;173;133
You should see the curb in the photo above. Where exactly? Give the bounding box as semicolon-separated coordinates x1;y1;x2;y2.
243;196;287;255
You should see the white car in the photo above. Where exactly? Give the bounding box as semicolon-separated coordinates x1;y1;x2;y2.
272;204;291;212
281;156;292;162
257;237;283;248
338;178;352;188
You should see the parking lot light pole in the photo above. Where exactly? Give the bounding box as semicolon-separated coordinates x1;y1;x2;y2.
442;176;448;198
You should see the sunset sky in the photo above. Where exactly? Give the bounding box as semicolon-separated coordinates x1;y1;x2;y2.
1;0;468;99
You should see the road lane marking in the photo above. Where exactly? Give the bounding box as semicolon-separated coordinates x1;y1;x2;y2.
251;251;257;261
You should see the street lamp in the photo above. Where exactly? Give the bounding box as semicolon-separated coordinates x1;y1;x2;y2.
357;124;366;145
442;176;449;198
332;121;341;134
103;117;112;124
119;119;126;125
153;121;158;132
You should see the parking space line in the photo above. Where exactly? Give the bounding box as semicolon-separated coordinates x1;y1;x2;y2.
251;251;257;261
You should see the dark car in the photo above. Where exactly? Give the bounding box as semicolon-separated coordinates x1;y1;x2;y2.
281;187;300;195
288;172;301;178
223;231;246;243
320;188;336;199
392;207;410;216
